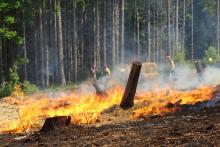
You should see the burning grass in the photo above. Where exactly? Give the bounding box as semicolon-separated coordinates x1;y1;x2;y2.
0;84;215;134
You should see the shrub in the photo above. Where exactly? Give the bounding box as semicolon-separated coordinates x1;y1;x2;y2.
22;81;38;95
0;57;38;98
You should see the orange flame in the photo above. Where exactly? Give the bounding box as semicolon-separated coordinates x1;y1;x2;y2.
0;85;214;134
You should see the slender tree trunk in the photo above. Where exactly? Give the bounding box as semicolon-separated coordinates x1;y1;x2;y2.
103;0;107;64
119;0;125;63
133;0;137;60
43;1;49;86
96;0;101;69
137;8;140;60
57;0;66;85
176;0;179;51
39;3;45;87
22;0;27;81
167;0;171;55
0;37;2;83
112;0;116;65
73;0;77;83
148;0;151;61
183;0;186;50
217;0;220;55
191;0;194;61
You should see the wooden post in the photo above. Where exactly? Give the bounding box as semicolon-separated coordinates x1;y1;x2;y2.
120;61;142;109
40;116;71;132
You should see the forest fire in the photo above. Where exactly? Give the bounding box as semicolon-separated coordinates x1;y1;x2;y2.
0;85;215;134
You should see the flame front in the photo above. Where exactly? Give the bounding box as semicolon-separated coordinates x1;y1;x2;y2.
0;85;214;134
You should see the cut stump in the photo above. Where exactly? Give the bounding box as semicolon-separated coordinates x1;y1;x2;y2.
40;116;71;132
120;61;142;109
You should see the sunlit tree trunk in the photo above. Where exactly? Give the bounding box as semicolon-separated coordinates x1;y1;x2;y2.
103;0;107;64
22;0;27;81
137;7;140;61
43;0;49;86
167;0;171;55
176;0;179;52
57;0;66;85
96;0;101;69
133;0;137;59
112;0;116;65
191;0;194;61
148;0;151;61
183;0;186;50
217;0;220;55
39;3;45;87
119;0;125;63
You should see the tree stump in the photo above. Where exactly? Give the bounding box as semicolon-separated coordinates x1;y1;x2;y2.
120;61;142;109
40;116;71;132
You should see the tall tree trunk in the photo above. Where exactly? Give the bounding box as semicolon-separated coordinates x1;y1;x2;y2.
217;0;220;55
176;0;179;52
73;0;77;83
148;0;151;61
0;37;2;83
22;0;27;81
119;0;125;63
39;3;45;87
103;0;107;64
191;0;194;61
137;7;140;60
96;0;101;69
43;0;49;86
183;0;186;50
133;0;137;60
112;0;116;65
57;0;66;85
167;0;171;55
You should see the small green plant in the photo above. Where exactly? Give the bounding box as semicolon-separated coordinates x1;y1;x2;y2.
174;49;186;64
22;81;38;95
0;57;38;98
203;46;220;64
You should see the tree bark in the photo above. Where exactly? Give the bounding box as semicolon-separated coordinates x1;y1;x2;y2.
119;0;125;63
217;0;220;55
120;61;142;109
39;3;45;87
57;0;66;85
0;37;2;83
167;0;171;55
191;0;194;61
148;0;151;61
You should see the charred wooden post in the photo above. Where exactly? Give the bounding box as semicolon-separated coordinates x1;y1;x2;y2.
40;116;71;132
120;61;142;109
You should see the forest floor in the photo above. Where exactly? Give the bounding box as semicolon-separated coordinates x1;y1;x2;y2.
1;96;220;146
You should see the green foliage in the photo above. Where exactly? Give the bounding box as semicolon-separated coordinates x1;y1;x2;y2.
22;81;38;95
174;49;186;64
0;0;23;45
203;47;220;63
203;0;216;15
0;57;36;98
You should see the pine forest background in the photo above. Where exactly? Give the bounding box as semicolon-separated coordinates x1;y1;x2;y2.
0;0;220;87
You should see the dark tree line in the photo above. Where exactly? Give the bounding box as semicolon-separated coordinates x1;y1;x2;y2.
0;0;220;87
